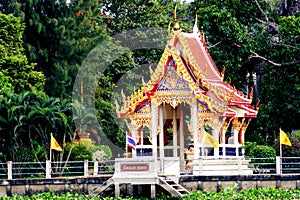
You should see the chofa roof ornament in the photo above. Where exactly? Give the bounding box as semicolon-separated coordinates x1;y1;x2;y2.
173;5;180;31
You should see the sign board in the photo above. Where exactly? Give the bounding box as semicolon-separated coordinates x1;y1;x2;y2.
120;163;149;172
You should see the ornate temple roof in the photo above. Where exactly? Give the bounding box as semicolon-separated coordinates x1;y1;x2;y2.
116;14;258;121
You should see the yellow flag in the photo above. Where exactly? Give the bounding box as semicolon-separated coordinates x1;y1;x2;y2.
280;129;292;146
204;131;218;148
51;134;63;151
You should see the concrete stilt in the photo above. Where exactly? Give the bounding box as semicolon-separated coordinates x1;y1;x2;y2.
115;183;120;197
150;184;155;199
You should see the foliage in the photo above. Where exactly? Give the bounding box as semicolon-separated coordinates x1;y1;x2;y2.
189;0;300;145
0;13;45;93
0;72;14;94
0;89;73;162
64;142;92;161
64;138;112;161
1;187;300;199
248;145;276;170
243;141;257;157
1;0;108;98
183;185;300;200
248;145;276;158
93;145;113;160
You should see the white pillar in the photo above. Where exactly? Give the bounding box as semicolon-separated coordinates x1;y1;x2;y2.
179;107;184;170
173;107;178;157
151;105;158;159
93;161;98;175
151;184;156;199
233;129;239;144
192;103;199;168
232;118;240;157
7;161;12;180
159;106;164;173
84;159;89;176
213;129;219;158
46;160;51;178
276;156;281;175
115;183;120;197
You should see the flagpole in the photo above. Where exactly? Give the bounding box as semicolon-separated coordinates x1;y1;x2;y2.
49;133;52;176
279;129;282;174
126;132;128;158
50;133;52;163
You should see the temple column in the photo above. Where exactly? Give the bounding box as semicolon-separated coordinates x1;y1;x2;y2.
179;106;184;170
220;118;232;158
159;106;164;172
151;103;158;159
212;116;223;158
232;118;239;145
240;119;251;144
232;118;245;157
198;119;205;157
191;101;199;174
173;107;178;157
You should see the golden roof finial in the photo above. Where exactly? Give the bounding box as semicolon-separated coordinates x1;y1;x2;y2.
174;4;180;31
221;65;226;80
174;4;177;21
193;13;199;34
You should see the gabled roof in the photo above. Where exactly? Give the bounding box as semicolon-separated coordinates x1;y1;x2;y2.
116;19;258;119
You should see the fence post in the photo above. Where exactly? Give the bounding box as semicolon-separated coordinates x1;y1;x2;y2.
276;156;281;175
238;157;241;174
93;161;98;175
46;160;51;178
7;161;12;180
84;159;89;176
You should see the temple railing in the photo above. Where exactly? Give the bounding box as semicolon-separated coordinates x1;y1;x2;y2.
1;157;300;179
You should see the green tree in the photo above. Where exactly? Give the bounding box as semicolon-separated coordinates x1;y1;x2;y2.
0;13;45;93
190;0;300;144
0;72;14;94
0;90;73;162
1;0;108;98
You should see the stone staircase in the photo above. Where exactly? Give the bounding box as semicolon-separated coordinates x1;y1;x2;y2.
158;176;190;197
90;177;114;196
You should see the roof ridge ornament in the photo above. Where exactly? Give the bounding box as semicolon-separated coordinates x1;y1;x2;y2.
174;4;180;31
193;13;199;35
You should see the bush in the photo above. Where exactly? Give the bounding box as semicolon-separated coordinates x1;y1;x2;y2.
64;142;92;161
248;145;276;172
248;145;276;158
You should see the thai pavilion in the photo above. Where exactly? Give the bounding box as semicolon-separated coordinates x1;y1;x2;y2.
113;12;258;193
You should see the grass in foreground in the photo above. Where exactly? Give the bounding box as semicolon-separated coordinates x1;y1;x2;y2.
0;186;300;199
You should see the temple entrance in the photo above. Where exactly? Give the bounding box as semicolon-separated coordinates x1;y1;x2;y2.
155;103;192;175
